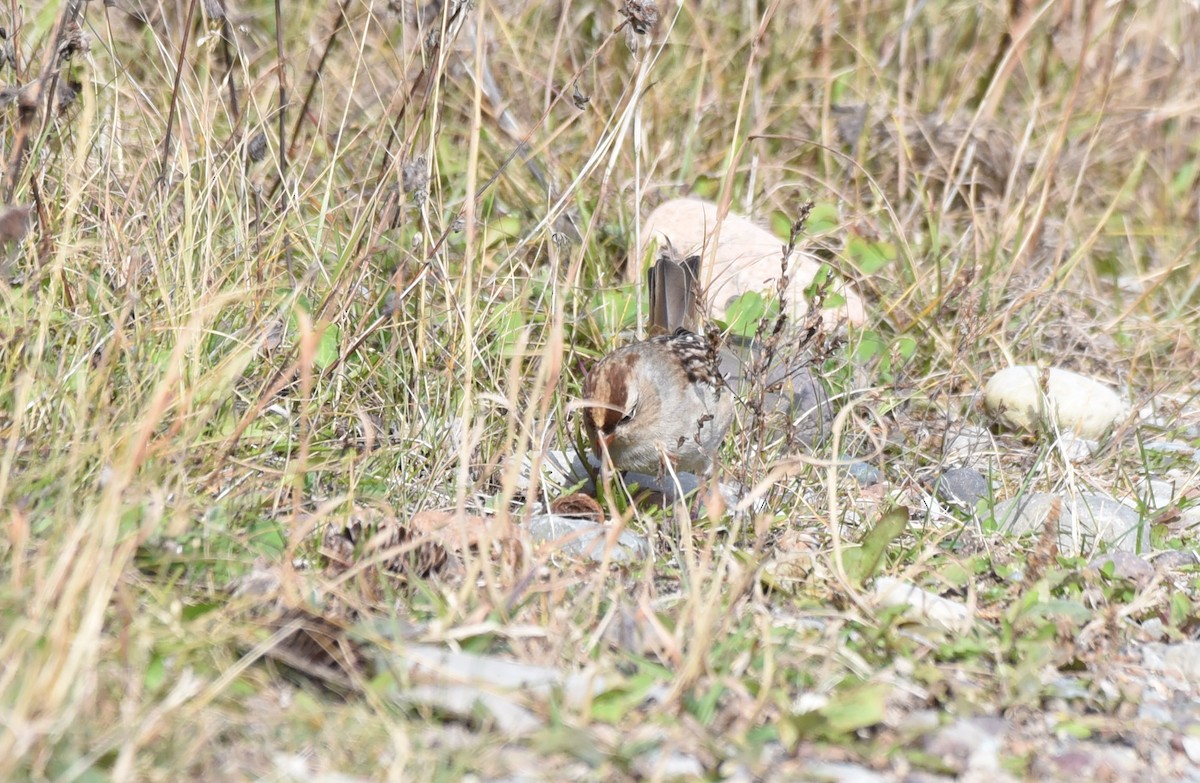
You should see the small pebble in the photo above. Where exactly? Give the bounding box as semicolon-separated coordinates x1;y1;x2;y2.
1088;551;1154;582
933;467;990;507
847;461;883;486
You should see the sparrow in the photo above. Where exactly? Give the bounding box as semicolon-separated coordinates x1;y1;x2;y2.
581;246;830;475
582;251;733;475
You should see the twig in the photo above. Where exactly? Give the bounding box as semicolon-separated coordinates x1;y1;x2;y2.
273;0;288;209
1;0;84;203
159;0;201;184
286;0;352;161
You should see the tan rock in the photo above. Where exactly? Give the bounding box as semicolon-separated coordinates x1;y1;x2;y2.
983;366;1127;439
640;198;867;327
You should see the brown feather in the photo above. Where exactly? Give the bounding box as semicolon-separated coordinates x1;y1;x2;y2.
647;245;702;335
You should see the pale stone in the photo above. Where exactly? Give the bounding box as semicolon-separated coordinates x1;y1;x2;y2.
641;198;867;327
991;492;1149;555
984;366;1126;439
873;577;973;632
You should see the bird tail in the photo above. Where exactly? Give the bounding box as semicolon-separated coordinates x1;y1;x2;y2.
647;243;703;334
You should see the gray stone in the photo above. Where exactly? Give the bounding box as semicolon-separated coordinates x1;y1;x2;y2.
990;492;1149;555
1136;478;1179;510
1182;735;1200;765
1141;641;1200;686
942;424;995;464
923;716;1007;774
1057;436;1100;462
847;461;884;486
1152;550;1200;570
934;467;990;507
395;684;543;736
1088;551;1154;581
527;514;649;563
1142;440;1200;461
873;577;972;632
632;749;705;780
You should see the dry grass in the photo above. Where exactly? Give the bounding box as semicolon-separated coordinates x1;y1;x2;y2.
0;0;1198;780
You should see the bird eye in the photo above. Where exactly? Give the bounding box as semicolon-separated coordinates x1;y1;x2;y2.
618;403;638;425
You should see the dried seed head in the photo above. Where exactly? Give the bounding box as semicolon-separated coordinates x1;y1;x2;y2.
423;28;441;56
402;155;429;206
619;0;658;35
0;204;32;244
57;22;89;62
571;83;590;110
247;131;268;163
381;290;403;319
56;77;81;111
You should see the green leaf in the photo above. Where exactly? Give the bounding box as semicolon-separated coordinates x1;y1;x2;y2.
687;681;726;725
483;215;523;249
722;290;776;338
895;335;917;359
1170;159;1197;198
589;672;659;723
790;681;890;739
1170;592;1193;628
847;235;897;273
592;289;640;335
144;654;167;692
1055;719;1093;739
181;601;221;622
807;203;840;234
492;307;526;357
939;561;970;587
841;506;908;584
770;210;792;238
692;176;720;200
854;329;883;362
248;520;286;557
315;323;339;369
1023;599;1091;627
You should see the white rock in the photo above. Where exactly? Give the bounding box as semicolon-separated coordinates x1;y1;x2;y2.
641;198;867;328
801;762;888;783
1134;477;1178;510
526;514;649;563
872;577;972;632
983;366;1127;439
991;492;1149;555
1182;735;1200;765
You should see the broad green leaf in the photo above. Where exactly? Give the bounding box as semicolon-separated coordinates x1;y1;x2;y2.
1170;160;1197;199
315;323;339;369
841;505;908;583
1170;592;1193;628
723;290;776;338
771;210;792;238
848;235;897;273
855;329;882;361
820;681;889;733
589;672;659;723
807;202;840;234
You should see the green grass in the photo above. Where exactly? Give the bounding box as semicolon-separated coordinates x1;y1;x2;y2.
1;0;1198;779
